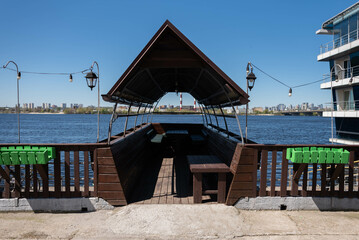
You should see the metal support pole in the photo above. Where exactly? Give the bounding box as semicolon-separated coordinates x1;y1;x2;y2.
16;75;20;143
3;61;21;143
330;64;344;145
199;102;205;125
107;103;118;145
219;105;229;138
204;106;212;125
245;80;249;143
134;105;141;131
211;105;220;131
204;69;245;145
89;61;100;143
146;105;152;123
200;104;208;126
141;104;148;126
123;104;132;137
151;97;162;123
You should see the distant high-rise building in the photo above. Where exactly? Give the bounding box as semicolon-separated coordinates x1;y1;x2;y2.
301;102;309;110
61;103;67;109
277;104;286;111
22;103;28;109
29;103;35;109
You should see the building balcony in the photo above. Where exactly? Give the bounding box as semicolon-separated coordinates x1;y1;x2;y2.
320;65;359;89
322;100;359;117
318;29;359;61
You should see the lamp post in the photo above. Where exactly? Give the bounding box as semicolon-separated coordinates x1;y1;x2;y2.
245;62;256;142
85;61;100;143
3;61;21;143
329;64;344;144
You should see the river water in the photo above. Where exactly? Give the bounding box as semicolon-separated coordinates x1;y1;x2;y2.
0;114;331;144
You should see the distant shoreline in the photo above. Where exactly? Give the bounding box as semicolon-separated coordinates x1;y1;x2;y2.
0;112;319;117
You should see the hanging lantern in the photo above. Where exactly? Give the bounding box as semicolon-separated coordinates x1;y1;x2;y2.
246;71;256;91
85;71;98;90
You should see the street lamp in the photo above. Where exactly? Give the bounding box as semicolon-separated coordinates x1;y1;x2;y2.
329;64;344;144
85;71;98;90
245;62;257;142
85;61;100;143
3;61;21;143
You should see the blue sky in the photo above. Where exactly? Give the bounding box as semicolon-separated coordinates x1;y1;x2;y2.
0;0;357;108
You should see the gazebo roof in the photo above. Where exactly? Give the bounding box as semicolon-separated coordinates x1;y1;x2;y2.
102;20;249;107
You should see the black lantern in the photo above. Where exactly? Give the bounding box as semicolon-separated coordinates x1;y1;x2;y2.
246;71;256;91
85;71;98;90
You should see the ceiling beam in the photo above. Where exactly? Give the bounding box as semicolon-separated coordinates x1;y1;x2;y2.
189;69;204;94
146;69;165;94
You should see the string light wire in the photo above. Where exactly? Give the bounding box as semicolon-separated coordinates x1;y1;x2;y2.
251;63;331;90
2;67;90;75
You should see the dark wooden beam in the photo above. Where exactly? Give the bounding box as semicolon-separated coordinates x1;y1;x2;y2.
189;69;204;94
293;163;307;181
0;166;10;182
142;60;204;68
330;164;345;182
145;69;165;93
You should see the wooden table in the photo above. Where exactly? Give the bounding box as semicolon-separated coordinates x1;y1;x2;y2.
187;155;230;203
166;129;188;135
166;130;189;155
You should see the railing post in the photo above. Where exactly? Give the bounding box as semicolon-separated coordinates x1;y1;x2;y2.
94;148;98;197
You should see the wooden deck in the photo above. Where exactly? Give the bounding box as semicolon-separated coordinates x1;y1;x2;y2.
129;156;213;204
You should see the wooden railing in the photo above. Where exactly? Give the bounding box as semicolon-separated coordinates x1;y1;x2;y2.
0;143;106;199
244;144;359;198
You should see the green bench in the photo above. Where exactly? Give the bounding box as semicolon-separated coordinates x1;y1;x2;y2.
286;147;349;164
146;129;165;144
0;146;55;165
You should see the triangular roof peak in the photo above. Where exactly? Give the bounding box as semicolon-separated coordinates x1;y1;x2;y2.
103;20;249;107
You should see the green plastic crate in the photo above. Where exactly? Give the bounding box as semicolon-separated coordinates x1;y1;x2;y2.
10;152;21;165
1;152;11;165
292;149;303;163
0;146;55;165
286;147;350;164
310;150;319;163
342;150;350;164
327;151;334;163
303;150;311;163
19;152;29;165
27;152;36;165
318;150;327;164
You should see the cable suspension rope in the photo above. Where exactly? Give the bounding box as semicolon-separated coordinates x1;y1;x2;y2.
251;63;331;90
2;67;90;75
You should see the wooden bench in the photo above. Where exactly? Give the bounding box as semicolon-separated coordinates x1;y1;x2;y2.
187;155;230;203
146;129;165;144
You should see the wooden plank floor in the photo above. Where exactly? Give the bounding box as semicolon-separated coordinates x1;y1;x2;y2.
129;155;212;204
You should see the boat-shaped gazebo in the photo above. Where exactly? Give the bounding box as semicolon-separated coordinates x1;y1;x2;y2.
1;20;358;210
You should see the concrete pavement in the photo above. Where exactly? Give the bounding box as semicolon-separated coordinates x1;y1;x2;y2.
0;204;358;239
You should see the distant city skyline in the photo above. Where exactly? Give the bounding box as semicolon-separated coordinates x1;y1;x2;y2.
3;100;328;111
0;1;357;108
